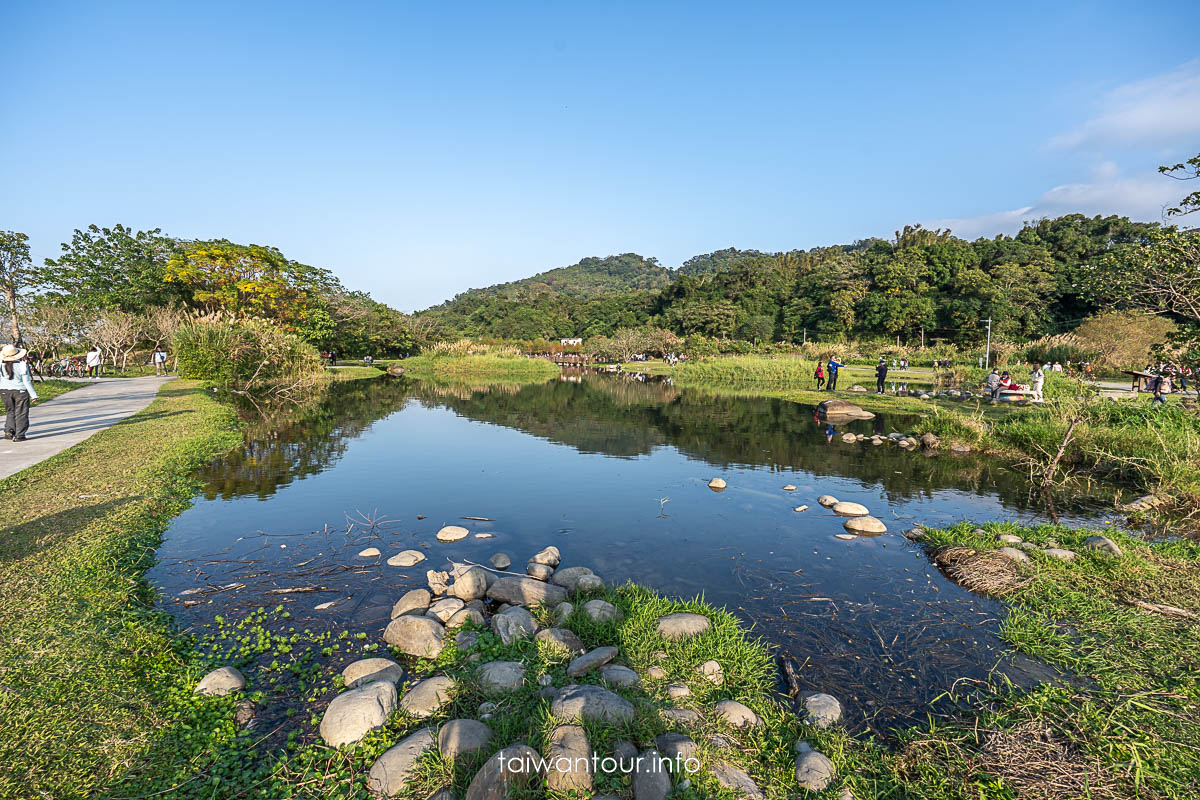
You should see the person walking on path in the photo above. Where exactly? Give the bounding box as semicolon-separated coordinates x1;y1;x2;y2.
1030;363;1046;401
85;345;102;378
152;345;168;376
875;358;888;394
826;357;844;391
813;361;825;390
0;344;39;441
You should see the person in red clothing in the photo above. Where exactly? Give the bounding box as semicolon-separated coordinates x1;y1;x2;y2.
813;362;825;390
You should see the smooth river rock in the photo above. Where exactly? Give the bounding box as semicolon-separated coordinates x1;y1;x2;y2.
656;612;710;639
794;741;835;791
551;566;595;591
493;606;539;644
399;675;455;718
831;501;869;517
319;680;397;748
357;547;381;558
1044;547;1077;561
487;576;568;607
449;567;489;601
711;762;764;799
342;657;404;689
633;749;671;800
194;666;245;697
446;606;485;628
567;646;617;677
546;724;593;793
655;732;697;761
526;562;555;581
428;597;465;622
465;744;542;800
1085;535;1123;556
998;546;1029;563
387;549;426;568
582;599;624;623
367;727;436;797
817;494;838;508
708;477;727;491
715;699;761;728
843;516;887;535
802;692;843;728
478;660;526;691
489;552;512;569
599;664;640;688
531;545;562;567
391;588;431;618
551;684;635;723
436;525;469;542
439;718;493;761
535;627;586;655
575;574;605;593
697;660;723;685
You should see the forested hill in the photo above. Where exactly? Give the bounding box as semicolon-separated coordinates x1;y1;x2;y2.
418;214;1160;344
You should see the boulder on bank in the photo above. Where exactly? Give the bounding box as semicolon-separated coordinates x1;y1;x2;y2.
817;398;875;423
802;692;843;728
794;741;835;791
546;724;594;793
1084;535;1123;556
391;588;431;618
319;680;397;747
487;576;567;607
551;566;595;591
367;727;435;797
342;657;404;689
478;660;526;691
194;666;245;697
398;675;455;718
465;744;542;800
383;615;445;658
535;627;586;655
493;606;539;644
582;599;624;622
656;612;711;639
715;699;761;728
438;718;493;762
551;684;635;723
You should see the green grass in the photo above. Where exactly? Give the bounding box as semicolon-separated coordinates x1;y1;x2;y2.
31;378;84;404
401;353;560;383
0;382;242;799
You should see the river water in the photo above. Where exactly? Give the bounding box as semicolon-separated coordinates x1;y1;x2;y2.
150;373;1107;730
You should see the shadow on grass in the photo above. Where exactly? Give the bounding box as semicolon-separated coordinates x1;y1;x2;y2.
0;498;139;565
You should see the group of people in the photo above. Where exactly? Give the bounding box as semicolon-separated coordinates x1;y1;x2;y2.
983;364;1046;401
811;358;844;391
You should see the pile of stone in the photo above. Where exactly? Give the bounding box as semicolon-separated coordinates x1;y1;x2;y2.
993;529;1123;564
817;494;888;536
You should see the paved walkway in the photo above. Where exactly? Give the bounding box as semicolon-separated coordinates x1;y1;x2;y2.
0;376;174;480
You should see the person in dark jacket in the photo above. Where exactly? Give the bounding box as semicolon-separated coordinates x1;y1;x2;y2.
826;357;844;391
875;358;888;394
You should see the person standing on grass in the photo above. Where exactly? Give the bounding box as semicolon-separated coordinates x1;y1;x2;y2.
85;344;102;377
1030;363;1046;401
826;356;844;391
152;345;168;375
0;344;38;441
985;368;1001;401
813;361;825;390
875;358;888;394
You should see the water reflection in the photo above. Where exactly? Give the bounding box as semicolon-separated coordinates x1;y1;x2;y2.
155;374;1105;731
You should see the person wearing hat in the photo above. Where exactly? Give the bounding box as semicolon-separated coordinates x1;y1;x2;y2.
0;344;39;441
875;357;888;394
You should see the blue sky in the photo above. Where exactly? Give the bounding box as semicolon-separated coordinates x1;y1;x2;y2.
3;1;1198;310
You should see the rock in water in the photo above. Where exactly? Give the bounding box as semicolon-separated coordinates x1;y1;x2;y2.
1084;535;1123;556
489;552;512;570
715;699;761;728
817;495;838;508
782;484;797;491
383;615;445;658
531;546;562;567
632;750;671;800
656;612;711;639
831;501;869;517
817;398;875;421
465;744;542;800
478;661;526;691
449;567;489;600
842;516;887;535
342;658;404;689
357;547;381;558
535;627;586;655
567;646;618;677
398;675;455;718
794;742;835;791
551;684;635;723
439;719;493;762
802;692;843;728
436;525;469;542
493;606;539;644
708;477;727;491
487;576;567;607
391;589;431;618
367;727;436;797
194;666;245;697
319;681;397;747
546;724;593;793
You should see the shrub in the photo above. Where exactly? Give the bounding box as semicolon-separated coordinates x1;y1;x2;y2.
173;319;325;389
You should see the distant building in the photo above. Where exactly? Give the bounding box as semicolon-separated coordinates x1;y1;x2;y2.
560;338;583;346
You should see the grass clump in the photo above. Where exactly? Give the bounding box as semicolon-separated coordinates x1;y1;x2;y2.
403;342;560;383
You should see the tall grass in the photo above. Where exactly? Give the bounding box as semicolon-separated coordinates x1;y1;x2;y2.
402;340;560;382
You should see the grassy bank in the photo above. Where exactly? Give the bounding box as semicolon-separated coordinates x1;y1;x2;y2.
31;377;84;404
0;381;242;798
402;353;560;383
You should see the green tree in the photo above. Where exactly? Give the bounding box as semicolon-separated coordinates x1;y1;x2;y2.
0;231;35;341
738;314;774;345
40;224;182;312
1161;152;1200;220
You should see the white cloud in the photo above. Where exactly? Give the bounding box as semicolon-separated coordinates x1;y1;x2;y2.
1050;60;1200;151
926;171;1179;239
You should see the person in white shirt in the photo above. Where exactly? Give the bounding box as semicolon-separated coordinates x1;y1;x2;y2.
0;344;39;440
1030;363;1046;401
152;345;168;375
86;345;103;378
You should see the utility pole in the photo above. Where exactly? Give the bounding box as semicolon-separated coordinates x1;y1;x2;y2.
920;328;925;349
802;328;807;345
984;318;992;370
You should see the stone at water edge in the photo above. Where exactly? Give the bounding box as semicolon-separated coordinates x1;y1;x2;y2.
834;533;857;541
831;501;870;517
794;505;809;512
546;724;593;793
567;646;618;677
446;607;485;628
357;547;381;558
449;567;489;601
526;562;555;581
711;762;764;799
1044;548;1077;561
551;684;636;723
487;575;568;607
438;719;493;762
998;546;1029;563
367;727;436;797
1084;535;1123;556
399;675;455;718
840;433;857;443
489;552;512;570
387;549;425;568
998;534;1023;545
794;741;836;792
553;601;574;623
428;597;465;622
531;545;562;567
697;659;723;685
632;750;672;800
493;606;539;644
582;599;624;623
319;680;397;748
715;699;761;728
802;692;843;728
782;484;797;491
383;615;445;658
426;570;450;595
342;657;404;689
843;516;887;535
599;664;640;688
391;589;431;618
656;612;711;639
575;574;605;593
465;744;542;800
194;666;245;697
551;566;595;591
436;525;470;542
478;660;526;691
817;495;838;508
920;432;940;449
949;442;971;453
535;627;586;655
708;477;727;491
